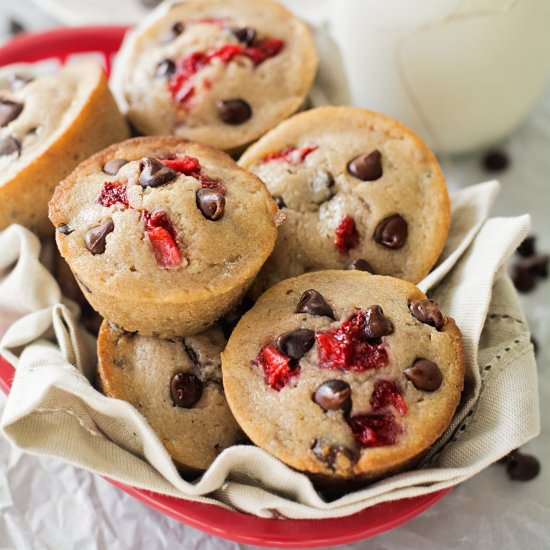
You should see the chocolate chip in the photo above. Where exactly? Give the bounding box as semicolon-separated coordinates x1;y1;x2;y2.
85;220;114;255
9;73;33;91
349;259;374;272
404;358;442;391
373;214;407;249
482;149;510;172
276;329;315;360
170;372;203;408
363;305;393;339
506;451;540;481
313;380;351;411
196;188;225;221
311;440;358;471
0;135;21;157
273;195;286;209
139;157;177;188
155;58;176;78
296;289;334;319
161;21;184;43
103;158;128;175
217;99;252;125
521;255;548;278
517;235;536;257
497;450;515;464
0;99;24;127
231;26;257;47
409;298;445;330
56;224;73;235
511;264;536;293
9;18;25;35
347;150;383;181
183;340;200;367
511;255;548;294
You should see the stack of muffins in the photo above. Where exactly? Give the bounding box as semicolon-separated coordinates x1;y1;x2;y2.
1;0;464;485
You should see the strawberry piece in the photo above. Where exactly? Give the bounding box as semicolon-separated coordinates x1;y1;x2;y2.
160;156;226;195
244;38;284;64
348;413;402;447
370;380;408;416
255;344;297;391
316;311;389;372
168;39;284;107
335;215;360;254
261;145;318;164
161;156;201;175
147;227;183;269
97;181;128;208
142;210;183;269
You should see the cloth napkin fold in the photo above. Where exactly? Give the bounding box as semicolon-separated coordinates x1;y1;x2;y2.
0;180;539;519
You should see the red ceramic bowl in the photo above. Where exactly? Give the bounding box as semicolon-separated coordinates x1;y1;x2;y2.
0;27;451;548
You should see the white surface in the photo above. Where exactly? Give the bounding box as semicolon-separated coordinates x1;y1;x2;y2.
1;2;549;548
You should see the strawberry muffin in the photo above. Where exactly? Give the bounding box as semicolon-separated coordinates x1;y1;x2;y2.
222;271;464;481
239;107;450;294
0;61;129;237
49;136;279;337
111;0;318;152
98;321;243;471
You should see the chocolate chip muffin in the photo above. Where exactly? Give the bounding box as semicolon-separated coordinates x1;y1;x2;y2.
0;61;129;237
98;320;243;471
111;0;318;152
221;271;464;481
239;106;450;294
49;136;279;337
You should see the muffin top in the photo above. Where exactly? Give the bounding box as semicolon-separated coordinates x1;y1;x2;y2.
98;321;243;470
222;271;464;479
239;106;450;288
112;0;317;150
0;61;105;185
49;136;279;301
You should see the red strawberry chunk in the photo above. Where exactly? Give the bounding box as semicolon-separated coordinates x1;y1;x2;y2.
161;156;201;175
147;227;183;269
97;181;128;208
261;145;318;164
142;210;183;269
168;39;284;107
335;216;360;254
348;413;402;447
256;344;297;391
316;311;389;372
370;380;408;416
160;156;226;195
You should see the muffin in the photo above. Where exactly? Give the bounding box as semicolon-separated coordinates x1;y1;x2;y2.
239;106;450;294
222;271;464;481
49;136;279;337
111;0;318;152
98;320;243;471
0;61;129;237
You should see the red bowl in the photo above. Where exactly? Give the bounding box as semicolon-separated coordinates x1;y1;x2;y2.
0;27;451;547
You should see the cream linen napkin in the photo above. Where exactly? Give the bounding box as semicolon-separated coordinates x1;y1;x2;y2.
0;180;540;519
